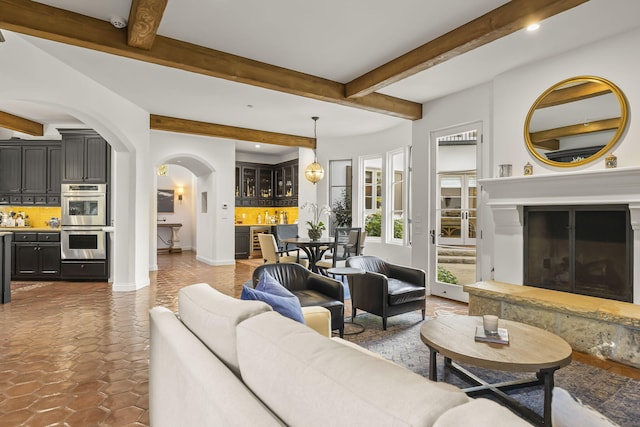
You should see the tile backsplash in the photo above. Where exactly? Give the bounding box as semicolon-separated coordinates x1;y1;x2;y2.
1;206;62;228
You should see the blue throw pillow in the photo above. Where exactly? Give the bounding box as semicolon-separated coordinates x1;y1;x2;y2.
255;270;295;297
241;272;305;324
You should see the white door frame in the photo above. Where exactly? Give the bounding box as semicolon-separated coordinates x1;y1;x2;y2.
429;122;482;302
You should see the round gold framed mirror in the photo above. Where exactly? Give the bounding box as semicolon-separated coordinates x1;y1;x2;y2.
524;76;628;167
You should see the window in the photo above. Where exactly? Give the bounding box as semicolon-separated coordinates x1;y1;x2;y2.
363;157;382;237
390;150;405;242
328;160;352;235
361;150;409;244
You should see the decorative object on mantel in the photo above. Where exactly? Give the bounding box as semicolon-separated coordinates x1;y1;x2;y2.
498;164;512;177
605;153;617;169
301;202;330;240
524;162;533;176
304;116;325;184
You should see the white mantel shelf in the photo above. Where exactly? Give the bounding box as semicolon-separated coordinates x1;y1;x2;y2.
479;167;640;207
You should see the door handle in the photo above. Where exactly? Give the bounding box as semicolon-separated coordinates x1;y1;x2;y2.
430;229;436;244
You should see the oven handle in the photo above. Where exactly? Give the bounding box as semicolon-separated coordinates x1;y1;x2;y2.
62;226;107;232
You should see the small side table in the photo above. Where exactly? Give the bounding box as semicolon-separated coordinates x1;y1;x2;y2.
327;267;366;335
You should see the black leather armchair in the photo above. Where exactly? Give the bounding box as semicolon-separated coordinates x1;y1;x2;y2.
346;256;426;330
252;263;345;337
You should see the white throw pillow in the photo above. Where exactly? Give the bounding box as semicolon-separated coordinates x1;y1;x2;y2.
552;387;619;427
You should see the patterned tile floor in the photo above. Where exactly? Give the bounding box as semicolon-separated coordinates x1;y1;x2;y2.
0;251;638;426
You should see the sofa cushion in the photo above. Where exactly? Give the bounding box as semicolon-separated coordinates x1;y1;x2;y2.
237;311;470;427
387;278;426;305
178;283;272;376
149;307;285;427
433;398;533;427
241;277;305;324
552;387;619;427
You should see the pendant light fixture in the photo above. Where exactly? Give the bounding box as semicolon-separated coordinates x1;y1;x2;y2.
304;116;325;184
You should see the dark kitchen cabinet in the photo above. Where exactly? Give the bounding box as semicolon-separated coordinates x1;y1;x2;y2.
61;130;109;183
47;145;62;204
21;146;47;194
235;226;250;259
12;232;61;279
61;260;107;280
273;159;298;206
0;142;61;206
235;160;297;207
0;146;23;194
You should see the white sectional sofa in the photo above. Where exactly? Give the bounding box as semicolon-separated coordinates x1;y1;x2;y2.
149;283;532;426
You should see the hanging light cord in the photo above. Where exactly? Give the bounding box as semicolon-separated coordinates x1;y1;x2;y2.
312;116;319;161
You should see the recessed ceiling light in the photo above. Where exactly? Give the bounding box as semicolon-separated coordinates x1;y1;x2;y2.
255;144;261;149
526;23;540;32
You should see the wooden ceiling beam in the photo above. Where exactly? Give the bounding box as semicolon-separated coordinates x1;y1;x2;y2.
0;111;44;136
536;81;611;109
127;0;168;50
532;138;560;151
530;117;620;144
150;115;316;149
345;0;591;98
0;0;421;120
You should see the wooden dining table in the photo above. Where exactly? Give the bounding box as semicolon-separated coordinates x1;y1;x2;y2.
282;237;334;273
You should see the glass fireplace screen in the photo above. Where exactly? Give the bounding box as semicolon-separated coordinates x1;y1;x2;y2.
524;205;632;302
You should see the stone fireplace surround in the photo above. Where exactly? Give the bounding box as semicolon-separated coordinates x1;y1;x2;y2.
470;167;640;367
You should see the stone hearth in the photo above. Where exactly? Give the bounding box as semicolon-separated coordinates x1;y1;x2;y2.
465;281;640;368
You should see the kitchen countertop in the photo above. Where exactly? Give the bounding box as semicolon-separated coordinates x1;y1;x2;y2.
235;223;287;227
0;227;62;232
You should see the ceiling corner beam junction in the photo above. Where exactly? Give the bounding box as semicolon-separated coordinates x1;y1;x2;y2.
127;0;168;50
0;0;421;120
0;110;44;136
345;0;591;98
150;115;316;149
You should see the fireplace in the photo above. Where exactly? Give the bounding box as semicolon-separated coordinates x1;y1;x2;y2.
479;167;640;305
523;205;633;302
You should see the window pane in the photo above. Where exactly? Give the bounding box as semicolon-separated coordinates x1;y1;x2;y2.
363;158;382;237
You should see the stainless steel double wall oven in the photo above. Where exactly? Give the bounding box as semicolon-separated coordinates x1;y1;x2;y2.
61;184;107;260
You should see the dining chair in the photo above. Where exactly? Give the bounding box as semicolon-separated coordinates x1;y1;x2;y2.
257;233;309;268
316;227;361;273
274;224;307;260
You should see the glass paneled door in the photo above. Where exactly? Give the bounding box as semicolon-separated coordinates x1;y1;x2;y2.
438;173;476;246
429;122;481;303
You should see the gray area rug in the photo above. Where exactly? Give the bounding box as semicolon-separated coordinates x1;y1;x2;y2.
343;311;640;426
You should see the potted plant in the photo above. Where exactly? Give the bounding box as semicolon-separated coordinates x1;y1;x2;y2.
301;202;331;240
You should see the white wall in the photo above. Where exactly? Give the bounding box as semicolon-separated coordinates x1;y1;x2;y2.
484;27;640;288
1;32;151;291
317;123;413;265
150;131;236;266
493;27;640;175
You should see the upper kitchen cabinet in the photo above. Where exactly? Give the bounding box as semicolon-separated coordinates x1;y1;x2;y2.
273;159;298;206
0;142;61;206
60;130;110;183
235;160;298;207
236;163;274;207
0;145;22;195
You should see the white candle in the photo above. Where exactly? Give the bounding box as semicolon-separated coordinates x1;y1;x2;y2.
483;315;499;334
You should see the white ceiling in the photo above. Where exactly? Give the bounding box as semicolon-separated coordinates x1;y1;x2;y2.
2;0;640;155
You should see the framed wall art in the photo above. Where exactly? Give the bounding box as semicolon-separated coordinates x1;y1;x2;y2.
157;189;175;213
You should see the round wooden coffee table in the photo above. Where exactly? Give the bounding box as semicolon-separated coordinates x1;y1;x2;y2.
420;315;572;426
